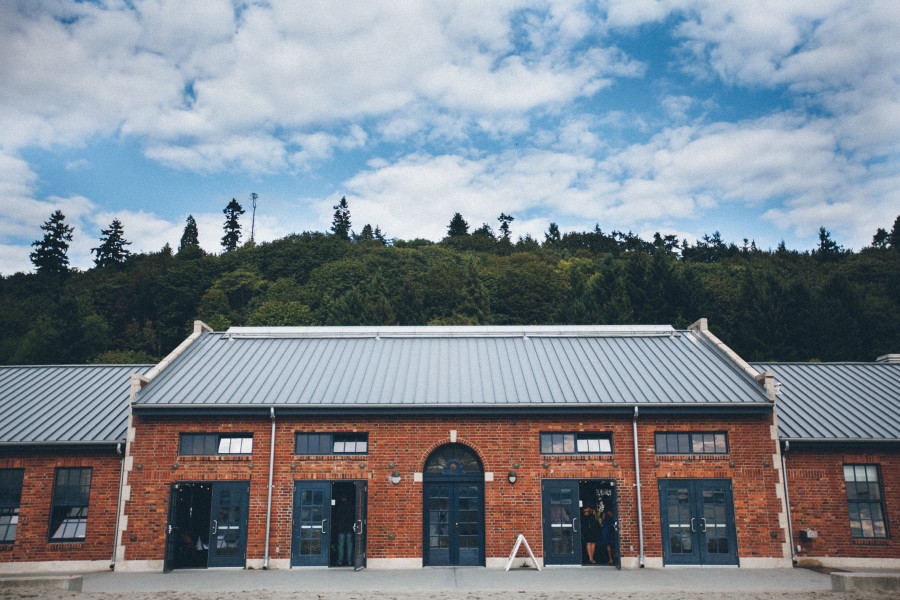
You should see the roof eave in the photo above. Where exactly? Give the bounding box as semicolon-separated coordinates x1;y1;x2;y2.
132;401;773;417
781;436;900;445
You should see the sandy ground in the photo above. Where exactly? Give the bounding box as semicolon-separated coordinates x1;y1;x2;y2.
3;591;899;600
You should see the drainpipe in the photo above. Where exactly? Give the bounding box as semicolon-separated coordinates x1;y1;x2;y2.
110;442;125;569
781;440;797;565
263;407;276;569
632;406;645;568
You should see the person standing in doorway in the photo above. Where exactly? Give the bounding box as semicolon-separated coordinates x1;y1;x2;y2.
334;494;355;566
581;506;600;564
600;509;616;565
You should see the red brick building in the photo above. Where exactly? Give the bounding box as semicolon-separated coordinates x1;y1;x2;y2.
114;322;793;571
5;326;897;574
0;364;151;573
755;359;900;569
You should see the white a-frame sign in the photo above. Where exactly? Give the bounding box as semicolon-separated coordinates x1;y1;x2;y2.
505;534;541;571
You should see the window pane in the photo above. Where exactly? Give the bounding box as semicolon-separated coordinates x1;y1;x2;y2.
563;434;575;454
866;465;878;482
655;433;666;453
843;464;854;481
691;435;704;454
587;438;600;453
869;482;881;501
576;438;588;453
540;434;551;454
241;438;253;454
218;438;232;454
333;440;345;453
358;440;367;453
677;434;690;454
599;438;611;452
714;434;727;453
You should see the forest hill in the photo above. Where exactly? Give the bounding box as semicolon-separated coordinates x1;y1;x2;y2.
3;205;899;366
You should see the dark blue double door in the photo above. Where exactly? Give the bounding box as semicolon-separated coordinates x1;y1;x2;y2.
292;481;367;568
541;479;619;566
164;481;249;571
658;479;738;565
423;482;484;566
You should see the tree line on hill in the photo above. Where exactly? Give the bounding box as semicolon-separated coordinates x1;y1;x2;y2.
4;195;899;366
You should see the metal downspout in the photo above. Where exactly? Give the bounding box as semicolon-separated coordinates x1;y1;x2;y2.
632;406;645;567
781;440;797;565
263;407;276;569
110;442;125;569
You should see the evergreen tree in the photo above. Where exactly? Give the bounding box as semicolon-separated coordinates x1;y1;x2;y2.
889;215;900;250
472;223;495;239
221;199;244;252
545;222;561;245
30;210;74;274
331;196;351;240
872;228;889;248
498;213;515;239
447;213;469;237
814;227;842;261
92;218;130;268
179;215;201;255
355;224;375;242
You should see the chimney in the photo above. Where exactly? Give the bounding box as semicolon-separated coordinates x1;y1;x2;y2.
876;354;900;364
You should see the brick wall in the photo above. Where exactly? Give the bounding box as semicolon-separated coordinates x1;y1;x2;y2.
0;448;122;563
122;411;785;565
785;445;900;559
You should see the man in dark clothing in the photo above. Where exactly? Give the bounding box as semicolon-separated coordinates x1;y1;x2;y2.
334;495;355;566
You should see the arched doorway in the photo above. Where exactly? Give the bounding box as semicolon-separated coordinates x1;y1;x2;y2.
422;443;485;566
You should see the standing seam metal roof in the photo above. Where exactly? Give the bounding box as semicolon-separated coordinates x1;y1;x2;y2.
134;326;771;409
753;362;900;441
0;364;153;445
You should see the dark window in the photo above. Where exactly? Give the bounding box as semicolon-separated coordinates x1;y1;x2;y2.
844;464;888;539
179;433;253;456
295;433;368;455
0;469;24;544
48;467;91;542
655;432;728;455
539;432;612;455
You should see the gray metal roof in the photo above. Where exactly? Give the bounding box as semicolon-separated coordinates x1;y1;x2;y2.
134;326;772;411
0;364;152;446
753;362;900;442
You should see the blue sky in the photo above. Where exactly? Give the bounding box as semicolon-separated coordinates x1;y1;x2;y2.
1;1;898;274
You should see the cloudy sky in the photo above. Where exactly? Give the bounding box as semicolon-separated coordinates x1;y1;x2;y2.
1;0;898;274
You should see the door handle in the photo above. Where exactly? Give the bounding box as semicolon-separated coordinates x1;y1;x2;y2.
573;517;579;533
690;518;696;532
322;519;327;534
454;522;459;530
700;518;707;532
211;520;218;535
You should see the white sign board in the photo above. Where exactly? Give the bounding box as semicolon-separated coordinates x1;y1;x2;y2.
505;534;541;571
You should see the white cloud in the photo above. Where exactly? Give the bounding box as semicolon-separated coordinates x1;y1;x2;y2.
334;108;896;250
0;1;639;171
